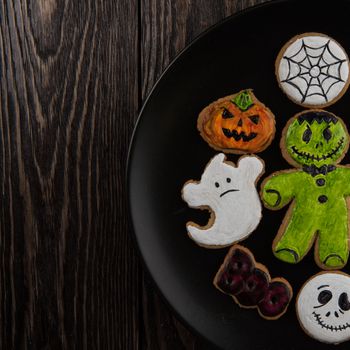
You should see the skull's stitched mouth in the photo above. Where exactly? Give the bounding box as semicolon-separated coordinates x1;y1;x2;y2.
313;311;350;332
290;137;345;161
222;128;257;142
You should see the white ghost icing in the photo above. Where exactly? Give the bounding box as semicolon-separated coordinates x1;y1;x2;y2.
182;153;264;247
297;272;350;344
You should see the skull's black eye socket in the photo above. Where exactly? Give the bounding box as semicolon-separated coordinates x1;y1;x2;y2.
323;127;332;141
318;290;332;305
249;115;260;125
302;127;312;143
222;108;234;119
339;292;350;311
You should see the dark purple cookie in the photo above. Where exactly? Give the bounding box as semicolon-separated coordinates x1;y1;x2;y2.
214;245;293;320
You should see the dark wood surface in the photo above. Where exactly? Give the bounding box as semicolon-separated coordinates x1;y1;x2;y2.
0;0;266;349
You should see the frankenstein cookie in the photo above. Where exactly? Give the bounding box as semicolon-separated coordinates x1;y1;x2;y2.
214;245;293;320
261;110;350;270
197;90;276;154
276;33;350;108
297;272;350;344
182;153;264;248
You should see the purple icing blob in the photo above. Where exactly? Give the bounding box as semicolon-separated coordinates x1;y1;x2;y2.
217;271;245;295
258;281;291;318
235;268;269;307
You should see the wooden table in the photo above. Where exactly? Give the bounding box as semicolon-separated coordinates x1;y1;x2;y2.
0;0;266;348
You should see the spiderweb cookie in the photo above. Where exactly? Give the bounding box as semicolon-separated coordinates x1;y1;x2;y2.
276;33;350;108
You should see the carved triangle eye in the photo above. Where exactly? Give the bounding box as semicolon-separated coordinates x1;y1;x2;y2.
222;108;234;119
249;115;260;124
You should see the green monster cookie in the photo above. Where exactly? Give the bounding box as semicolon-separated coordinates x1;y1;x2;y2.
261;110;350;270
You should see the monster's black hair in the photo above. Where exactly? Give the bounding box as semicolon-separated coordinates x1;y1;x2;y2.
297;111;338;125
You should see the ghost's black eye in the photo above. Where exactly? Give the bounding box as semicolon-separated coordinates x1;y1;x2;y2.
226;178;231;183
318;290;332;305
339;292;350;311
302;127;312;144
249;115;260;125
215;182;220;188
323;127;332;141
222;108;234;119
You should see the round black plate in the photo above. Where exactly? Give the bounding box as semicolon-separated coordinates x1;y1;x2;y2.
128;1;350;349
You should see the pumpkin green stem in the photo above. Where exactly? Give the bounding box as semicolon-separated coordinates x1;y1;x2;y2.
232;90;254;111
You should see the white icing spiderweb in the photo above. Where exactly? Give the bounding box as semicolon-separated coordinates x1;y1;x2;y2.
281;39;347;103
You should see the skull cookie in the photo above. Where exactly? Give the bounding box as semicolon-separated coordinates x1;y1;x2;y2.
296;272;350;344
182;153;264;248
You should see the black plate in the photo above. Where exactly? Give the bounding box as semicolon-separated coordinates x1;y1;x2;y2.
128;1;350;348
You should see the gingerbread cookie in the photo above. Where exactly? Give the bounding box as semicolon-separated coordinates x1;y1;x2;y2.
182;153;264;248
297;271;350;344
261;110;350;269
214;245;292;320
276;33;350;108
197;90;276;154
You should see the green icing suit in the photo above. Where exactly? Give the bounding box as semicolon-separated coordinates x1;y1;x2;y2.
261;110;350;269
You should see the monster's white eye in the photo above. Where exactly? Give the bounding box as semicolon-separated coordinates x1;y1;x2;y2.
297;272;350;344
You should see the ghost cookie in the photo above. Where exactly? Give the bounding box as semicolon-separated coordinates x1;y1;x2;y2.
182;153;264;248
276;33;350;108
197;90;276;154
214;245;293;319
297;271;350;344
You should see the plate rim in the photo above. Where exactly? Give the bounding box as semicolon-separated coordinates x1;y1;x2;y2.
126;0;295;348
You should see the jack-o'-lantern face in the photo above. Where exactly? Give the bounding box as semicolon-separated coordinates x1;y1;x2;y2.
199;90;276;154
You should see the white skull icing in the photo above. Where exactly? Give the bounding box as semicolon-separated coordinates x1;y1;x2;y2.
296;272;350;344
182;153;264;247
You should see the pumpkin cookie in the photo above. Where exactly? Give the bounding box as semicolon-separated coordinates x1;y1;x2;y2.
261;110;350;270
197;89;276;154
276;33;350;108
214;245;293;320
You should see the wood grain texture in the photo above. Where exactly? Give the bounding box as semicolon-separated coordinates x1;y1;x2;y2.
140;0;267;348
0;0;270;349
0;0;139;349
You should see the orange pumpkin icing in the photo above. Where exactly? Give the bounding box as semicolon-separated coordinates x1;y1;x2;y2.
198;90;276;154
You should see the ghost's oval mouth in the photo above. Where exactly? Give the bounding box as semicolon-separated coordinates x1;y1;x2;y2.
220;189;239;198
313;311;350;332
290;137;345;161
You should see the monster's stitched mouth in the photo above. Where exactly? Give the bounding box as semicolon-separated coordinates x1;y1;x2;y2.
222;128;257;142
290;137;345;161
313;311;350;332
220;189;239;198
